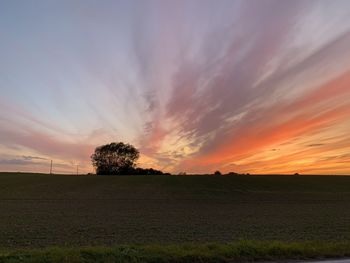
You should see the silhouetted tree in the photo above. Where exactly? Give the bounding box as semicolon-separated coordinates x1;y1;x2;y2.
91;142;139;175
214;170;222;176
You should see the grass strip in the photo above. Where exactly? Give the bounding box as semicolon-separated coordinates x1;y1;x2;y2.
1;241;350;263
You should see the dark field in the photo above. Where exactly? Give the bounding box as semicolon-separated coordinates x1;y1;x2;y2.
0;173;350;248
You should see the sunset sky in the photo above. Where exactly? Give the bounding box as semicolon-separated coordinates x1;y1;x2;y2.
1;0;350;175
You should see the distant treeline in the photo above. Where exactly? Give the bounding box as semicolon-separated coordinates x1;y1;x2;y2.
97;167;170;176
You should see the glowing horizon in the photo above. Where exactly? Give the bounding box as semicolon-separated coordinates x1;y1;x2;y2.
1;0;350;175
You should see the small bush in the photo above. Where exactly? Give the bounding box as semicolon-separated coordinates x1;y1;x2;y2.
214;171;222;176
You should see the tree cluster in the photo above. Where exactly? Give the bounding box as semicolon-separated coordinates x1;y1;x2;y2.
91;142;168;175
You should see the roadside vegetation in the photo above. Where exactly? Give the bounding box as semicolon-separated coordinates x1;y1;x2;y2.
1;241;350;263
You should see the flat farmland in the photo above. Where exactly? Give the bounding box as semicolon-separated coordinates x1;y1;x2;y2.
0;173;350;248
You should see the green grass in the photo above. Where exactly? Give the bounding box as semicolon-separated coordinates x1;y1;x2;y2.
0;173;350;249
1;241;350;263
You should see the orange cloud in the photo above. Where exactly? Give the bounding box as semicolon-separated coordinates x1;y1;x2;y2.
283;71;350;113
180;72;350;173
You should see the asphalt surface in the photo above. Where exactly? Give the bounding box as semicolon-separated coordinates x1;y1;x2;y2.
299;260;350;263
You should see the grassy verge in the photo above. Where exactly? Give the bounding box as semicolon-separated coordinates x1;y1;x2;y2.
1;241;350;263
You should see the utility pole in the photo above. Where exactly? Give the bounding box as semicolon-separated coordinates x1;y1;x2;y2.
50;160;53;175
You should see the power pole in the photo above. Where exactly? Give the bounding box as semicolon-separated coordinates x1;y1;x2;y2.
50;160;53;175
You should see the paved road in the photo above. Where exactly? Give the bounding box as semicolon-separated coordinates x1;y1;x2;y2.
298;260;350;263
